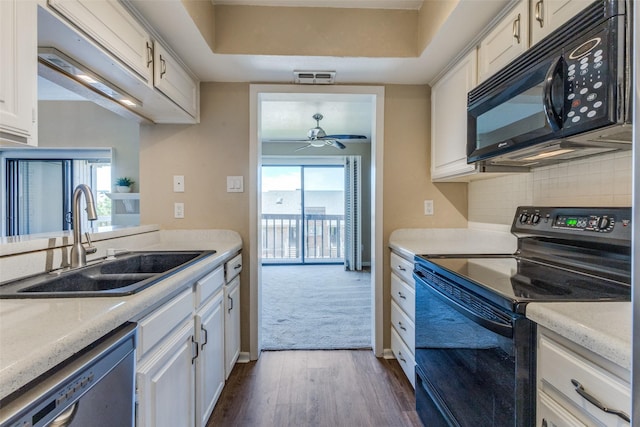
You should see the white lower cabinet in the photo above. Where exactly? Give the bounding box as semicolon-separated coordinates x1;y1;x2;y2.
195;290;225;427
135;256;236;427
137;320;196;427
224;276;241;378
537;328;630;427
389;249;416;388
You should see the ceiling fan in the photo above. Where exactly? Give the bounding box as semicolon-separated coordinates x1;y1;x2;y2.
266;113;367;151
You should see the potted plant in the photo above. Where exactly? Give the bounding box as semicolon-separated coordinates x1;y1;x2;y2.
115;177;135;193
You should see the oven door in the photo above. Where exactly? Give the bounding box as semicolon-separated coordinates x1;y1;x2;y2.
414;267;535;427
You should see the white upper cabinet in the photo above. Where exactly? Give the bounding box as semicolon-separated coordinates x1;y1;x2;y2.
431;49;478;181
478;0;529;83
530;0;592;46
0;0;37;146
153;42;198;118
48;0;153;83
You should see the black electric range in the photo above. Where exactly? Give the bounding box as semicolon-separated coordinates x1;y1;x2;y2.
413;206;632;427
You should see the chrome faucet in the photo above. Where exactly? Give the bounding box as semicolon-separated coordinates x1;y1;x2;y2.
70;184;98;268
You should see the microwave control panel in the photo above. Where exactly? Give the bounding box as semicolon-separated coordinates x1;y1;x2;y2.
563;26;611;130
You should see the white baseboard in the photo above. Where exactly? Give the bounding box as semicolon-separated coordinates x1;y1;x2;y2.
237;352;251;363
382;348;395;359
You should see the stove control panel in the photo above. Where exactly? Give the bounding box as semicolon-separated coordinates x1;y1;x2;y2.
512;207;632;240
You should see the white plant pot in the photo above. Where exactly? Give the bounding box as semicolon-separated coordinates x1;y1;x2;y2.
116;186;132;193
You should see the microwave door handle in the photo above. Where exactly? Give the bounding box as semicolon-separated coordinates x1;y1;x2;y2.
543;57;564;131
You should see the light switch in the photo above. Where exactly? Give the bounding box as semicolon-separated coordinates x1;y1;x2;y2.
174;202;184;218
173;175;185;192
227;176;244;193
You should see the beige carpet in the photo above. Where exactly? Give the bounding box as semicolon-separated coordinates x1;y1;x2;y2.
261;265;371;350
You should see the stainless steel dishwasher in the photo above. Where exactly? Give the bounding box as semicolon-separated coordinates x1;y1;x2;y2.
0;323;136;427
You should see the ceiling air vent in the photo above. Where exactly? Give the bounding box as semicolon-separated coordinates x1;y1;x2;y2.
294;71;336;85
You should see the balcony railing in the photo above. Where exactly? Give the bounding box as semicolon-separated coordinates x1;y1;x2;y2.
261;213;344;263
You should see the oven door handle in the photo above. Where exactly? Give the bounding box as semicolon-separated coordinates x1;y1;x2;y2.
415;271;513;338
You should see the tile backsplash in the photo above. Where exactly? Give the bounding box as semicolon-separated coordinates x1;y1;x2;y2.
469;151;633;225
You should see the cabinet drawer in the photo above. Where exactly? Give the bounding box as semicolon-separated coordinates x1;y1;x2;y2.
391;327;415;388
390;252;413;284
391;273;415;319
538;391;586;427
138;288;193;359
391;300;415;351
225;253;242;282
194;266;224;307
538;335;630;426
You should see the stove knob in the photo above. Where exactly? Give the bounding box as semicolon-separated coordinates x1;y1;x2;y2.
531;214;541;225
597;216;611;230
519;213;529;224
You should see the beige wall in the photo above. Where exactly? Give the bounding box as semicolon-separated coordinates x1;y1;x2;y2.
38;101;140;189
140;82;251;350
140;82;469;352
382;84;467;346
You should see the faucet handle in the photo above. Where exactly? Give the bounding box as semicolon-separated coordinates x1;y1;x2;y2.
84;232;97;255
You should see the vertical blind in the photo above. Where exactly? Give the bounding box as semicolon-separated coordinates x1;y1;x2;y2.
344;155;362;271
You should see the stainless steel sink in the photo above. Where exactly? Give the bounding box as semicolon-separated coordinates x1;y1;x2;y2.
0;251;215;298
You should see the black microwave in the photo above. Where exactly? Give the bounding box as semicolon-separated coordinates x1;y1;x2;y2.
467;0;631;167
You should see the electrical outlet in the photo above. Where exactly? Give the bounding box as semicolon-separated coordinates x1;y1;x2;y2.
173;175;185;192
424;200;434;216
174;202;184;218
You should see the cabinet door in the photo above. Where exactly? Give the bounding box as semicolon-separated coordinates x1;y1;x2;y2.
530;0;592;46
431;50;477;181
48;0;153;83
225;276;241;378
137;321;195;427
478;0;528;83
0;0;37;145
153;42;198;118
195;291;225;427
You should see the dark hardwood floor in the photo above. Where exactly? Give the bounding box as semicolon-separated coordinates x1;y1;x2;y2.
207;350;421;427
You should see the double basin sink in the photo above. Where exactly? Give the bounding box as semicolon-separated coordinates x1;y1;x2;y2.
0;251;216;298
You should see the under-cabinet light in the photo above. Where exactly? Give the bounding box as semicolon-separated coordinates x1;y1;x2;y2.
522;149;575;161
38;47;142;108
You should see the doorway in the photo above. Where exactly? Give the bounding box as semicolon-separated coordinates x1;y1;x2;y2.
250;85;385;358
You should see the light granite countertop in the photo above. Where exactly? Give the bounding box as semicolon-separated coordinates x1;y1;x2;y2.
389;226;518;259
0;229;242;400
526;302;631;371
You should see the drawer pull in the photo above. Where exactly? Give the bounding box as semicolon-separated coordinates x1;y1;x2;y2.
571;379;630;422
234;263;242;270
398;352;406;363
396;265;406;272
397;291;406;300
398;321;407;331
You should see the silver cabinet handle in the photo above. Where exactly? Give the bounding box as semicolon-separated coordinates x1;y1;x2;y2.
397;291;406;300
512;13;521;43
535;0;544;28
571;379;630;422
200;324;208;350
398;321;407;331
146;41;153;67
396;265;406;272
191;336;199;364
228;295;233;313
159;55;167;78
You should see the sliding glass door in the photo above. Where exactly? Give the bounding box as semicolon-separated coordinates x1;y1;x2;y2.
261;165;345;264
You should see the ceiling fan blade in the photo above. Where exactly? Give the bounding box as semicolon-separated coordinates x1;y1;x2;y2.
263;138;309;143
330;140;346;149
325;134;367;140
294;144;312;151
